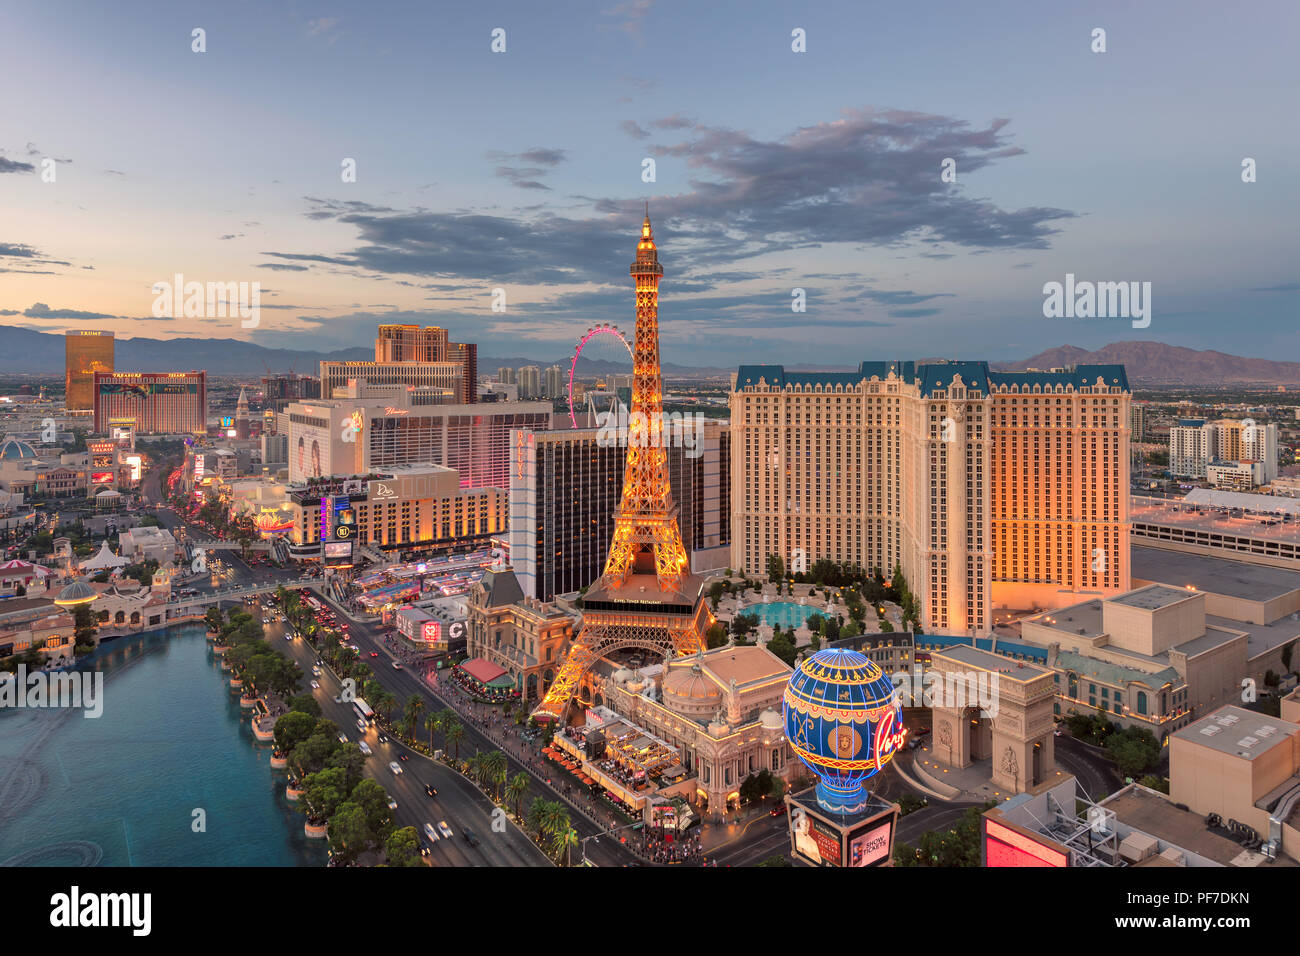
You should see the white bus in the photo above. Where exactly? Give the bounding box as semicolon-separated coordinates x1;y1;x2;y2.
353;698;374;724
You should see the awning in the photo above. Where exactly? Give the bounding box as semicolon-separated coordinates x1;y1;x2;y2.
459;657;507;685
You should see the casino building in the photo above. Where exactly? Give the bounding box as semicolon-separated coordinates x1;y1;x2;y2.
285;465;506;557
65;330;114;412
93;371;207;435
731;361;1131;636
284;386;550;489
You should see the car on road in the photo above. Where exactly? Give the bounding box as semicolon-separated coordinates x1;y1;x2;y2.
1054;728;1064;737
392;662;402;670
769;804;787;817
390;761;403;775
419;843;431;858
424;822;439;842
398;753;409;762
333;695;343;704
437;821;453;839
462;827;479;847
358;741;372;756
310;680;320;689
425;785;438;797
356;718;367;732
378;733;388;743
337;733;348;744
387;796;398;810
370;651;380;658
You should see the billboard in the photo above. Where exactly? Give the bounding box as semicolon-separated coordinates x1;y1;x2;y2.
847;819;893;867
91;472;114;485
792;814;843;866
982;817;1070;868
323;540;354;567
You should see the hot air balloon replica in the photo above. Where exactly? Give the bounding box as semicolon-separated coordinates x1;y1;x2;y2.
781;647;906;866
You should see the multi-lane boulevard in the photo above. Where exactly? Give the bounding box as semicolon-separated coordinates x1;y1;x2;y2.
258;606;551;867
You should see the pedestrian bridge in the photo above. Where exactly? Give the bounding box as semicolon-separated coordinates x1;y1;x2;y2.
166;578;320;614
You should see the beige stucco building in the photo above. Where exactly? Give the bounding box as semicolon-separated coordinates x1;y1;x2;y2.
465;567;577;702
730;361;1130;637
1169;705;1300;863
1019;572;1300;740
580;644;795;819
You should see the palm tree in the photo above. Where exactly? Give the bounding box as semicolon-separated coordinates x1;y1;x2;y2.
444;719;465;762
551;824;579;866
540;801;569;846
483;750;507;800
403;694;425;739
425;712;440;752
505;772;530;819
466;752;485;788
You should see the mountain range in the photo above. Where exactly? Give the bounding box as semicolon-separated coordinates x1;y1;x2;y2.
0;327;1295;387
991;342;1300;386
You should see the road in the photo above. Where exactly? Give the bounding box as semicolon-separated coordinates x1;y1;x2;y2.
308;608;638;867
1053;734;1124;802
260;604;552;867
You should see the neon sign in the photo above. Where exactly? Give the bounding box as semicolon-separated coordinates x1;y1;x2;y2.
872;709;908;771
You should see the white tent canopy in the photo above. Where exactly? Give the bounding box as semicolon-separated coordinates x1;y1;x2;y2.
79;540;129;571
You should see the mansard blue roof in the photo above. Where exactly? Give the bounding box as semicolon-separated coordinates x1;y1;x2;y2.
988;364;1129;393
735;360;1130;394
734;361;913;391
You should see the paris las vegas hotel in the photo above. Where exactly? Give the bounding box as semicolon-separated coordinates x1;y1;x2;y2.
731;361;1131;636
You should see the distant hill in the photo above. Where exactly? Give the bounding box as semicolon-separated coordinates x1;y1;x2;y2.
3;325;1295;387
0;327;370;376
994;341;1300;387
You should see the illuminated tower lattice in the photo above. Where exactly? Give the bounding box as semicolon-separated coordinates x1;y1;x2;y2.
532;212;713;722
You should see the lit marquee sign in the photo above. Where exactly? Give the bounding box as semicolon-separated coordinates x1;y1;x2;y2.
872;709;908;770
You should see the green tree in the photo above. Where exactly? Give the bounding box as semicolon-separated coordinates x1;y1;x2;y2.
402;694;425;739
706;621;728;649
483;750;508;800
385;826;423;866
506;772;530;819
72;604;98;652
893;802;994;867
766;553;785;583
328;801;373;862
444;719;466;762
273;710;318;754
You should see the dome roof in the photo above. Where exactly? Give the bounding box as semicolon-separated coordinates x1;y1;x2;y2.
0;438;37;460
664;665;721;702
758;708;783;731
662;662;722;719
54;578;98;606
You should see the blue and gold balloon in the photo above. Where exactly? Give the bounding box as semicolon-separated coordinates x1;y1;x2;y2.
783;648;906;813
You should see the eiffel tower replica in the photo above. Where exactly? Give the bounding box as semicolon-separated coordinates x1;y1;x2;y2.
532;211;714;722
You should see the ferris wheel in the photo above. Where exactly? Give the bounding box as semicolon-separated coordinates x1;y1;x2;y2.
568;324;634;427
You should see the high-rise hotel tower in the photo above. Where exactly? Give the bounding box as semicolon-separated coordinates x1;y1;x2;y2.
730;362;1130;636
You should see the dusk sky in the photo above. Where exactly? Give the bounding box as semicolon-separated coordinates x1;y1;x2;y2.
2;0;1297;368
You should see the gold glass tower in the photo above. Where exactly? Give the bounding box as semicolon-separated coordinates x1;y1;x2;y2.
532;213;713;722
65;330;115;411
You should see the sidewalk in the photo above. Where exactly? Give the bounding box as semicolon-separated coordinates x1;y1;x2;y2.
422;669;679;864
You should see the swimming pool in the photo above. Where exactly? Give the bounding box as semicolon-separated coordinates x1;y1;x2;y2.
744;601;825;629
